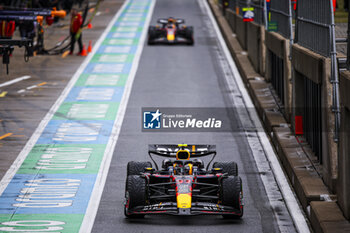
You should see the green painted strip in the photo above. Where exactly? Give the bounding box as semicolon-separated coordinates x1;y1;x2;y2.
18;144;106;174
53;102;119;120
91;54;134;63
75;74;128;87
103;38;139;46
0;214;84;232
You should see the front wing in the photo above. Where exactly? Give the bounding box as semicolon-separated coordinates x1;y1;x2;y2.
126;202;242;216
148;35;192;44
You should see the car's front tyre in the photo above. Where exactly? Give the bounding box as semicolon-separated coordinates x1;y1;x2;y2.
148;26;157;45
221;176;243;219
213;161;238;176
127;161;152;176
124;175;147;218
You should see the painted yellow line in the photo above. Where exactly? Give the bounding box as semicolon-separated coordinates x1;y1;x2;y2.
0;133;12;140
37;82;47;87
0;91;7;97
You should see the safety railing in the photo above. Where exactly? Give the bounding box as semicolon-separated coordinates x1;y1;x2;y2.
295;0;331;57
267;0;293;42
228;0;236;11
250;0;265;26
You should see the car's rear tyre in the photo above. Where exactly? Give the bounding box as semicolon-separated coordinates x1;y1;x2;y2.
221;176;243;219
213;161;238;176
124;175;147;218
127;161;152;176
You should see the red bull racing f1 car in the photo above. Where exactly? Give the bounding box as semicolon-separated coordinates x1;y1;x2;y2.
124;144;243;218
148;18;194;45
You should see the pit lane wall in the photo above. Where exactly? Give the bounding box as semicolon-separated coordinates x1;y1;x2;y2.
0;0;154;232
211;1;350;232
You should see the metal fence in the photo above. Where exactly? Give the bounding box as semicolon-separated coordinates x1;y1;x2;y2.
228;0;236;11
268;0;293;40
250;0;265;25
295;0;332;57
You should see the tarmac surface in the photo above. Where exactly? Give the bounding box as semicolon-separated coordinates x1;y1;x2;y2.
91;0;297;232
0;0;124;180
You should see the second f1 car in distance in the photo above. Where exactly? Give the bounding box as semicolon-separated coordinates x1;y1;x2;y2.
148;17;194;45
124;144;243;218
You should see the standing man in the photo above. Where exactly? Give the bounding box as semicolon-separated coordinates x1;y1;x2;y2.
69;8;83;55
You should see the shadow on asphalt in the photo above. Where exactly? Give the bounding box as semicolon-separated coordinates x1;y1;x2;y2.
123;215;244;226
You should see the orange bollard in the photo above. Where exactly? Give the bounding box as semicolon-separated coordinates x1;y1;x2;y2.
81;44;88;56
88;23;93;29
88;41;92;53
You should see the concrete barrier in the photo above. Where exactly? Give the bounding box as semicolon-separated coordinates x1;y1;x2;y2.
235;13;247;50
247;21;265;76
265;31;292;121
292;44;337;192
338;71;350;220
225;8;235;32
310;202;350;233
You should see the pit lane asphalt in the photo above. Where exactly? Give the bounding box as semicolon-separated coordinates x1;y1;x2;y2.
91;0;297;232
0;0;124;179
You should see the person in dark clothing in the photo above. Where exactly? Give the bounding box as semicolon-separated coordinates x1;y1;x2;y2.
69;8;83;55
62;0;74;14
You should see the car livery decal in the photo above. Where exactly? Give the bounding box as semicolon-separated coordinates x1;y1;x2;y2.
0;0;154;232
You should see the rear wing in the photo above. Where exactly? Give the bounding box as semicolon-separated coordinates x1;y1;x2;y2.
149;144;216;157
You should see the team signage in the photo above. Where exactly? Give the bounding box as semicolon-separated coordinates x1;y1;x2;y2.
243;7;254;22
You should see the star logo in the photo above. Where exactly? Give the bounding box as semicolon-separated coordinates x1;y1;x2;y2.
151;109;162;122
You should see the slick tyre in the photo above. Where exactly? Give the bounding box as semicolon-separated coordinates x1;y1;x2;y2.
213;161;238;176
124;175;147;218
147;37;154;45
127;161;152;176
185;26;194;45
221;176;243;219
148;26;156;45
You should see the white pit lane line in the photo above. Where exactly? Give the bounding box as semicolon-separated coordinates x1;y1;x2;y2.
200;0;310;232
0;75;31;88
